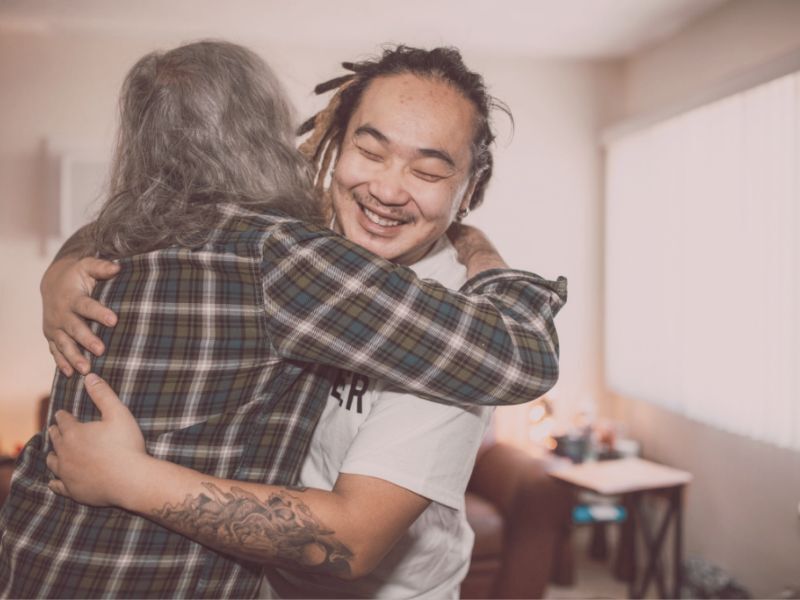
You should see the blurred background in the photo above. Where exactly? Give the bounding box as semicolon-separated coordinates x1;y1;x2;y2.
1;1;799;596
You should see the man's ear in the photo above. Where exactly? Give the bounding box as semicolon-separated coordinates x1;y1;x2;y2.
457;177;479;219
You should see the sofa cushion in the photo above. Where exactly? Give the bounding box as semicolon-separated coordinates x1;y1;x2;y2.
465;491;504;558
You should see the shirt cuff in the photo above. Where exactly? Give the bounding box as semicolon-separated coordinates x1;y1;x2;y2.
460;269;568;303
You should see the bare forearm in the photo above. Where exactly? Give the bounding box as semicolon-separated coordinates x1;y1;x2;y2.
50;378;427;579
121;457;356;578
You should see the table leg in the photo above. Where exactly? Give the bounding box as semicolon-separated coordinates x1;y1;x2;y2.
615;493;637;585
589;522;609;560
638;495;674;598
673;486;683;598
627;493;640;598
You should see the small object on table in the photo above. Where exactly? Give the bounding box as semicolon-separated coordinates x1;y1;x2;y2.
553;432;591;463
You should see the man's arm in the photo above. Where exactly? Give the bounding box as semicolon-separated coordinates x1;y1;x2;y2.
42;219;566;405
46;376;428;580
39;223;520;375
52;223;94;261
261;221;567;406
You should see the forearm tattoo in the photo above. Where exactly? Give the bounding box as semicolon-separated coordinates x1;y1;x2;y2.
151;482;353;577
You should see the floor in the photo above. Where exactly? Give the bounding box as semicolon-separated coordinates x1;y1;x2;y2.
545;526;641;600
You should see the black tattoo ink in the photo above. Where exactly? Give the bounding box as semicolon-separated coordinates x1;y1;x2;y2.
151;482;353;577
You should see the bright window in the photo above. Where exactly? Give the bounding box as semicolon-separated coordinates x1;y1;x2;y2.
605;71;800;451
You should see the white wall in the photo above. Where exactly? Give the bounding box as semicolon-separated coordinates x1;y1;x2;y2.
609;1;800;595
0;28;613;453
470;58;621;444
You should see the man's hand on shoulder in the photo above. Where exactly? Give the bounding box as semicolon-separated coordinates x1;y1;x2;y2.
447;223;508;279
42;256;120;376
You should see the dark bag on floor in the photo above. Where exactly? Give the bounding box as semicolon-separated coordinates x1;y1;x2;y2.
681;557;751;599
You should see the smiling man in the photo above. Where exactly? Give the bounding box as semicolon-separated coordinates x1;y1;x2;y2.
35;46;566;599
260;54;507;597
329;72;478;266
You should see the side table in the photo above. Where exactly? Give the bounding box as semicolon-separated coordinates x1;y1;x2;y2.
549;457;692;599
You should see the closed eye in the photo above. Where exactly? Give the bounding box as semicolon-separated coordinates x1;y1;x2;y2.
413;170;446;182
357;146;382;161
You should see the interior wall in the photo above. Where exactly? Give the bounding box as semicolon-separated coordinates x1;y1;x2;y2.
0;27;613;454
610;1;800;595
615;393;800;597
477;58;621;445
618;0;800;120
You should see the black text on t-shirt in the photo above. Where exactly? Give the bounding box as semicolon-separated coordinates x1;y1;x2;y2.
330;369;370;414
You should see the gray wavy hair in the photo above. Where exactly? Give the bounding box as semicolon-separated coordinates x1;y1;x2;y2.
93;40;322;258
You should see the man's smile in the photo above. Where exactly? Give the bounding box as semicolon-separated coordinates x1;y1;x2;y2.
361;205;405;227
350;191;415;232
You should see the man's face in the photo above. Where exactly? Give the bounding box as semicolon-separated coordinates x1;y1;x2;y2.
330;73;477;265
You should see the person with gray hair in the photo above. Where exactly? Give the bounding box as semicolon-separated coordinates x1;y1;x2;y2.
0;41;565;598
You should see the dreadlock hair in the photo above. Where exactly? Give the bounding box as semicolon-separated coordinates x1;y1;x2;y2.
298;45;513;213
93;40;321;259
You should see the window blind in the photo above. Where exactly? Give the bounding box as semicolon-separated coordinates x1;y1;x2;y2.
605;71;800;451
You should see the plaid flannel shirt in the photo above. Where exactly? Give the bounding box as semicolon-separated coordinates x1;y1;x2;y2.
0;204;566;598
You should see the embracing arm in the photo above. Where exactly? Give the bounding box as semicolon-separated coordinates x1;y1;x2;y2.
41;219;567;405
47;376;428;580
91;466;423;580
53;223;94;261
262;222;567;406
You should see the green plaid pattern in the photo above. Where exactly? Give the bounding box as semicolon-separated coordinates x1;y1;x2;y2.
0;204;566;598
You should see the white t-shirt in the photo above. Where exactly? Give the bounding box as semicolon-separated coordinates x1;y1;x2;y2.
262;237;493;599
